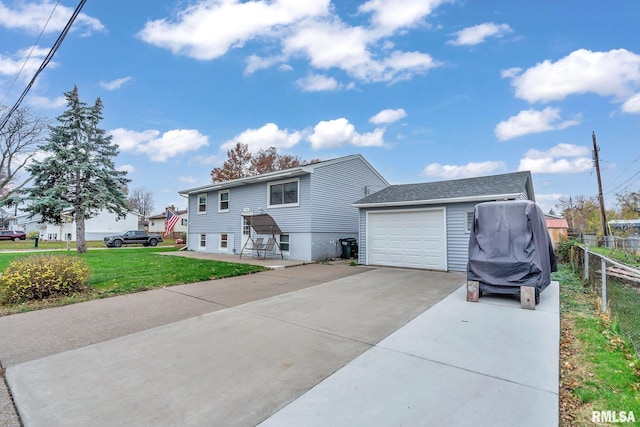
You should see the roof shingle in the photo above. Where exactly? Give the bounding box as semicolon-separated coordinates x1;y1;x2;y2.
354;171;533;206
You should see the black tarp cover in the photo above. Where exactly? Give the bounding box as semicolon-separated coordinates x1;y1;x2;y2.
467;200;557;295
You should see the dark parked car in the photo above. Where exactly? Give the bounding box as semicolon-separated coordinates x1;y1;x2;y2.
0;230;26;241
103;230;163;247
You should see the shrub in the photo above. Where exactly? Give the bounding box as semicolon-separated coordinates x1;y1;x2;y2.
27;230;40;240
0;254;91;304
555;238;580;263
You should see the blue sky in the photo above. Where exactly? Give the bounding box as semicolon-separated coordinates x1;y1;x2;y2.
1;0;639;215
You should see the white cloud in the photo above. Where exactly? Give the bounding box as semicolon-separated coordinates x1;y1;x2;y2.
622;93;640;114
0;1;104;34
307;118;385;149
495;107;580;141
221;123;302;153
284;19;440;83
0;46;52;79
369;108;407;124
518;157;592;174
422;161;506;179
518;143;592;174
295;74;339;92
139;0;443;84
448;22;513;46
99;77;132;91
109;128;209;162
118;164;136;174
27;95;66;109
245;54;285;75
138;0;330;60
500;67;521;79
506;49;640;104
358;0;449;33
523;143;589;159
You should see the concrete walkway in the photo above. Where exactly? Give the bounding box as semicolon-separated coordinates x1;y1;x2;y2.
261;282;559;427
1;265;559;426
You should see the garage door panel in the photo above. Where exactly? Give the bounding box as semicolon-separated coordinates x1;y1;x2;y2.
367;210;446;270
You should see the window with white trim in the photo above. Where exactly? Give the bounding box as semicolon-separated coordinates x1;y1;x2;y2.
279;234;290;252
220;233;228;249
199;234;206;248
219;190;229;212
466;211;474;233
198;194;207;214
268;179;299;207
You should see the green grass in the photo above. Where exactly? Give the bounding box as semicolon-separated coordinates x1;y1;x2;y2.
0;247;266;315
588;245;640;267
555;264;640;424
0;238;177;251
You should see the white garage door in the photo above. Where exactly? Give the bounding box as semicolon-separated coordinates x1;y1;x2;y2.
367;209;447;270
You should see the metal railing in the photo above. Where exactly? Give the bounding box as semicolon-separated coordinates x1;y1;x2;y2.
570;245;640;355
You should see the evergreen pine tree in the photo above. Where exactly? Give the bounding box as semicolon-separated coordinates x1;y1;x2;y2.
21;86;130;253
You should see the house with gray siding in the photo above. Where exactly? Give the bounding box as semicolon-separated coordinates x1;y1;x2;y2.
353;171;535;272
179;154;388;261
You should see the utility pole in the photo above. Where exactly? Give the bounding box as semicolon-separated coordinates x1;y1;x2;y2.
592;131;608;239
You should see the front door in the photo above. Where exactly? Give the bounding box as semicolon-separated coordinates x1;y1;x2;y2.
241;215;252;252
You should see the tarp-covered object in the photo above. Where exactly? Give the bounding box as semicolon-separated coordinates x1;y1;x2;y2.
467;200;557;298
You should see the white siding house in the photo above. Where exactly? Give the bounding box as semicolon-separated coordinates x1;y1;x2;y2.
148;209;188;235
15;210;142;241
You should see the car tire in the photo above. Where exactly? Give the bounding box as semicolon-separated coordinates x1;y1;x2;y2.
149;239;158;247
112;240;123;248
13;237;20;242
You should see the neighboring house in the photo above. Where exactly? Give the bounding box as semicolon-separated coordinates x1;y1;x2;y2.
608;219;640;236
353;171;535;272
179;154;389;261
14;209;142;241
148;209;188;235
545;215;569;248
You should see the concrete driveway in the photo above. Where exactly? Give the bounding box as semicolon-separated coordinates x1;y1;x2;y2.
1;264;558;426
1;264;464;426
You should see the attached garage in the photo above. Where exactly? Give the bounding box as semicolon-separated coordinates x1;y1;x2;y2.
354;171;536;272
367;209;446;270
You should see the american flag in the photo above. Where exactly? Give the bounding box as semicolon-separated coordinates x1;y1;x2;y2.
164;210;180;237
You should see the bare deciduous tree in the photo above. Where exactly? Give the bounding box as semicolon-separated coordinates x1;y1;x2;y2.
127;187;155;218
0;106;48;201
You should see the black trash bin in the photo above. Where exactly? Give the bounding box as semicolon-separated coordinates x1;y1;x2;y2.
339;238;358;259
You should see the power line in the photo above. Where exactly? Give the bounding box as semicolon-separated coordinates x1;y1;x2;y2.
0;0;61;106
0;0;87;132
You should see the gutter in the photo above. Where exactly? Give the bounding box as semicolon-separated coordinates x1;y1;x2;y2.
352;193;524;208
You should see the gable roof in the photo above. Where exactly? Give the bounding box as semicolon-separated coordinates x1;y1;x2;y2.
179;154;388;196
353;171;534;208
149;209;187;220
546;217;569;228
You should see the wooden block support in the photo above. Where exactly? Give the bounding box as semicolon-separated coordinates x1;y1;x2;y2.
520;286;535;310
466;281;479;302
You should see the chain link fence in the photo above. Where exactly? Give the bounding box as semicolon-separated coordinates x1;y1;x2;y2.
570;245;640;356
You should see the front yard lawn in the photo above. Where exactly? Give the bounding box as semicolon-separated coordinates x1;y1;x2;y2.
0;247;266;315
